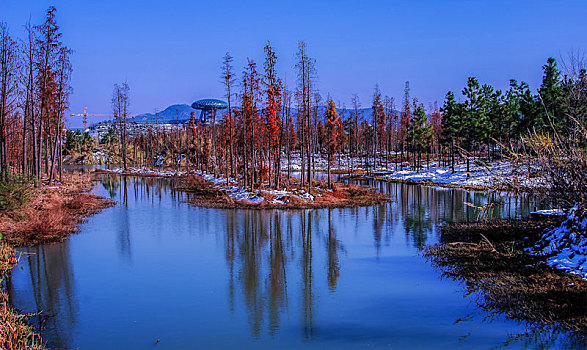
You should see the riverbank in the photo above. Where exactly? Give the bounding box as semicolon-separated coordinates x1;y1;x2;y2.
94;166;185;177
95;156;533;192
425;218;587;335
340;161;536;192
0;173;116;246
0;171;116;349
282;153;538;191
0;242;44;349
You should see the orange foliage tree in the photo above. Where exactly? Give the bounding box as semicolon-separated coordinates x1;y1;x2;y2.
324;99;344;188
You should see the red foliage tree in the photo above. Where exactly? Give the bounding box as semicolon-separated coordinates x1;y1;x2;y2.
263;42;282;188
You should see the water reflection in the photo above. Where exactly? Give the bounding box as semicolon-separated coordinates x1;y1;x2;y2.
10;242;78;348
9;174;581;349
327;210;341;291
117;177;131;261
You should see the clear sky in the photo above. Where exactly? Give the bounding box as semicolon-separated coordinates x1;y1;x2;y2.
2;0;587;127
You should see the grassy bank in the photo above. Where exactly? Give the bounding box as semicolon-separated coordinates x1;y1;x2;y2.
0;173;115;246
425;219;587;335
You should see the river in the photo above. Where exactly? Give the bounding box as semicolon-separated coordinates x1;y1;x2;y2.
8;174;581;349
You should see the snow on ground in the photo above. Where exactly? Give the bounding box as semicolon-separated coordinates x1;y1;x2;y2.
100;154;541;202
379;161;534;188
281;152;393;172
530;209;566;217
281;152;542;189
100;166;190;177
100;150;540;191
529;203;587;279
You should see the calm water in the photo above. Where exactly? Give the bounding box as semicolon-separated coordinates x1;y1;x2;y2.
8;175;581;349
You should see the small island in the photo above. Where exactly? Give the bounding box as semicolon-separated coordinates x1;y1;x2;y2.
95;167;390;209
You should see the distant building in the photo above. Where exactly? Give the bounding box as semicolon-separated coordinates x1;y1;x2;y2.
191;98;228;124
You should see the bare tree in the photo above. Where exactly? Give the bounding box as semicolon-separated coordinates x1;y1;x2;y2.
0;22;19;180
47;46;72;184
221;52;236;179
560;51;587;136
295;41;316;191
21;19;37;177
350;94;361;173
112;82;130;170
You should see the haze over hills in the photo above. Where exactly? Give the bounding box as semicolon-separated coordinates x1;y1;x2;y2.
129;104;197;124
88;101;396;130
123;103;382;125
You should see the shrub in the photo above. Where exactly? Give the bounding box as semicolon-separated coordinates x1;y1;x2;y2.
0;180;33;211
25;207;75;241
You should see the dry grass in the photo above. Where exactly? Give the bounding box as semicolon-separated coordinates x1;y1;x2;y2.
0;193;115;246
425;219;587;334
0;292;45;350
0;172;115;348
0;174;116;246
0;242;17;277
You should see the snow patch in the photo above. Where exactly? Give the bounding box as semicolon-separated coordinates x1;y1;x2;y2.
529;203;587;279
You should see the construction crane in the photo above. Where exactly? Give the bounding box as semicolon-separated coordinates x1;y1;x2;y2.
70;107;142;130
70;107;89;130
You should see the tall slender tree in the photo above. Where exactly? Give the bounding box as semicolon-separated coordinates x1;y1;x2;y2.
0;22;19;180
295;41;316;191
112;82;130;170
263;41;282;188
221;52;236;179
324;99;344;188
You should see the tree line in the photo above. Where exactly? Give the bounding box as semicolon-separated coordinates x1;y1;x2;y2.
0;7;72;184
440;56;586;174
130;43;585;191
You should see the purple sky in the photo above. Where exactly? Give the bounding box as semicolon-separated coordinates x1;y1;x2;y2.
2;0;587;127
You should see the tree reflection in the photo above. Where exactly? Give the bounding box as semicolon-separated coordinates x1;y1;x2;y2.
301;210;314;339
9;242;78;349
217;181;545;338
100;175;120;199
240;211;264;336
117;176;132;261
327;209;340;291
9;175;559;348
267;212;287;334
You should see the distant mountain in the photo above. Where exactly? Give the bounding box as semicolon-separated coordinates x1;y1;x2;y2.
121;103;396;126
129;104;198;124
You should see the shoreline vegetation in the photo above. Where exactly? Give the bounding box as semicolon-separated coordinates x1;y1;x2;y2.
423;120;587;336
0;173;116;246
178;175;389;209
0;171;115;349
1;242;43;349
95;167;390;209
425;219;587;336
